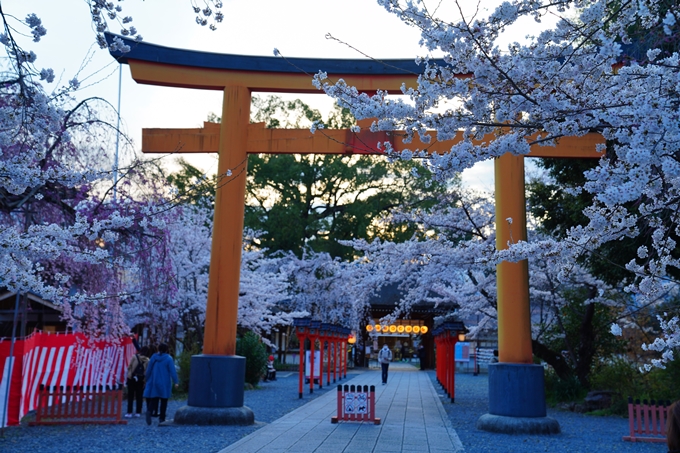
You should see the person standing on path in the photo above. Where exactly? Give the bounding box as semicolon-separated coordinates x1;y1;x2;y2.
143;343;179;425
417;344;426;370
378;344;392;384
125;346;150;418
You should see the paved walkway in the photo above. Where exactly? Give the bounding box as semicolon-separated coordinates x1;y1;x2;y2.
219;363;464;453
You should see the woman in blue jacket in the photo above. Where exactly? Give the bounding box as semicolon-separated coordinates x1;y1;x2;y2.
143;343;179;425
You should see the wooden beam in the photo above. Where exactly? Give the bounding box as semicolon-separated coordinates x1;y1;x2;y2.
143;122;605;159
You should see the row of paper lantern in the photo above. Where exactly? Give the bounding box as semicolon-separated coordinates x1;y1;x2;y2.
366;324;428;334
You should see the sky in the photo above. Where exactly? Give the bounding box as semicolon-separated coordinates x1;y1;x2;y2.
3;0;539;192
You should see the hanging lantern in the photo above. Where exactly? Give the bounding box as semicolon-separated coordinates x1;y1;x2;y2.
420;326;429;334
389;325;397;333
397;325;405;333
413;326;421;334
366;325;374;332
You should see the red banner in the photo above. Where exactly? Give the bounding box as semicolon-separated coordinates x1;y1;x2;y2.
0;332;134;426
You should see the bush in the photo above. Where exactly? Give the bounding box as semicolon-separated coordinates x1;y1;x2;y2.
176;343;201;394
588;358;641;414
544;368;587;407
236;331;268;386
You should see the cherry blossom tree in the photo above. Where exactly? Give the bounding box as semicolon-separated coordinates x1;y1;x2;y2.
315;0;680;366
0;2;223;339
342;183;638;385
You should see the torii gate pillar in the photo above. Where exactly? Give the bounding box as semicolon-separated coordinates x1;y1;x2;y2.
176;86;253;422
477;154;559;434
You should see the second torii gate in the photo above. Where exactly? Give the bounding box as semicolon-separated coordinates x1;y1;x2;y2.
107;33;603;429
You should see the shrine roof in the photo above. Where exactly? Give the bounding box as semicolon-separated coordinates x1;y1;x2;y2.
105;32;434;76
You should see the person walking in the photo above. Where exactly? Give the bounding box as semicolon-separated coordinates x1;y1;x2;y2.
125;346;150;418
143;343;179;425
417;344;426;370
378;344;392;385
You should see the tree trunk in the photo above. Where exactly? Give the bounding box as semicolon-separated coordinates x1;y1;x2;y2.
531;339;573;381
574;302;596;388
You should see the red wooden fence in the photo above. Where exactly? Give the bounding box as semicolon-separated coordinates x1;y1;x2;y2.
622;397;669;443
331;384;380;425
29;385;127;426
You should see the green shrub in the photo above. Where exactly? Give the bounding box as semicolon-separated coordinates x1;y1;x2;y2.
639;357;680;404
589;358;641;414
236;331;268;386
544;368;587;406
176;343;201;395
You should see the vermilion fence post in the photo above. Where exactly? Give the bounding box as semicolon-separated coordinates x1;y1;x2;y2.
331;384;380;425
298;339;305;399
31;384;126;425
623;397;670;442
309;336;316;394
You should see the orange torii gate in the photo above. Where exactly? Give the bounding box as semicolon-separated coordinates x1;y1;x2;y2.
107;33;603;429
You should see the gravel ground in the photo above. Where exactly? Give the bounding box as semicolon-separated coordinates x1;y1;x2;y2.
0;369;669;453
435;372;668;453
0;370;349;453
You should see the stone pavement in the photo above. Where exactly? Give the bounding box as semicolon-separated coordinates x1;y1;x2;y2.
219;362;464;453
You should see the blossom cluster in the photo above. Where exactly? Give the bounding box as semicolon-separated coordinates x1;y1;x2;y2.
317;0;680;366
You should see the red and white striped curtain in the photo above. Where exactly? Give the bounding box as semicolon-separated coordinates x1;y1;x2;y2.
0;332;134;426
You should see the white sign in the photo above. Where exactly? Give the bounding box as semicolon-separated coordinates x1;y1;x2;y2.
305;350;321;379
344;392;368;414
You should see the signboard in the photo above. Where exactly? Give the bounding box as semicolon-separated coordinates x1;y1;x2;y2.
304;350;321;380
455;342;470;362
344;392;368;414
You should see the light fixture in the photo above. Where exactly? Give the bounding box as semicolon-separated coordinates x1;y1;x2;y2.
348;333;356;344
405;325;413;333
457;333;466;342
389;325;397;333
420;326;428;334
413;326;421;334
366;325;374;332
397;325;405;333
375;324;382;332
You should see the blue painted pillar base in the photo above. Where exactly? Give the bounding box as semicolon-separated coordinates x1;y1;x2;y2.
188;355;246;407
173;355;254;426
477;363;560;434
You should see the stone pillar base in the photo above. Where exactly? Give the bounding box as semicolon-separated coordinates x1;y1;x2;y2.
477;414;560;434
173;355;253;425
477;363;561;435
173;405;254;426
188;355;245;408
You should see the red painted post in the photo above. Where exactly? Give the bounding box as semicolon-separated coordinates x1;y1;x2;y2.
343;333;347;378
325;331;331;387
319;335;324;390
332;335;337;383
452;335;456;396
448;333;453;399
369;385;376;423
340;337;344;379
309;335;316;394
336;385;342;421
343;336;348;378
297;332;305;399
434;335;443;385
444;333;451;398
